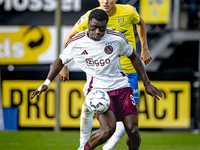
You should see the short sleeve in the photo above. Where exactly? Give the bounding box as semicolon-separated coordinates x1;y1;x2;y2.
59;41;74;64
130;6;140;24
118;34;133;57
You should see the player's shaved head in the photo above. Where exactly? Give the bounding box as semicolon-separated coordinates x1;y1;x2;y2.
89;9;109;23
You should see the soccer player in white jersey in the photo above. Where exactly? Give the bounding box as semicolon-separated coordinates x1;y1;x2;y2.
59;1;152;149
30;9;163;150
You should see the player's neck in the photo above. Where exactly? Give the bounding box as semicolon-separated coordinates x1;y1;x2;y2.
106;5;116;17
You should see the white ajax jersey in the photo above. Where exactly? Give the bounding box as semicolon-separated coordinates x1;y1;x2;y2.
59;29;133;95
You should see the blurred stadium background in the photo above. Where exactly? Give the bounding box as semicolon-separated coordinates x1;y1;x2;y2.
0;0;200;149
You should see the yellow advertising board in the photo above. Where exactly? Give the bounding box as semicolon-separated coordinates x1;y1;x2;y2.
0;26;54;64
140;0;170;24
2;80;191;128
2;80;56;127
138;81;191;128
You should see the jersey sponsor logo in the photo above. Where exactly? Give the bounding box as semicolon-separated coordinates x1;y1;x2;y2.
111;28;128;34
77;14;86;25
81;50;88;55
86;58;110;66
120;29;128;34
104;45;113;54
77;19;81;25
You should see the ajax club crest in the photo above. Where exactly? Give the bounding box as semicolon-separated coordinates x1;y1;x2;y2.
104;45;113;54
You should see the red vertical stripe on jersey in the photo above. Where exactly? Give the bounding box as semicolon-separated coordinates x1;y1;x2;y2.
87;77;93;95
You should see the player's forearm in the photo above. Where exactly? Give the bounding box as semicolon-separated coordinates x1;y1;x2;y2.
136;17;148;51
47;58;64;81
129;52;150;86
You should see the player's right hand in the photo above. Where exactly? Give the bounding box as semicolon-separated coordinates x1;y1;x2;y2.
144;82;164;100
30;85;48;100
59;65;69;82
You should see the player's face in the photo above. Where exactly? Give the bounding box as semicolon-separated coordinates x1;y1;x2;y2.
98;0;117;13
88;18;107;41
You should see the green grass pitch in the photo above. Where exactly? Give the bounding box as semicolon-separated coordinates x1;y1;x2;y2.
0;130;200;150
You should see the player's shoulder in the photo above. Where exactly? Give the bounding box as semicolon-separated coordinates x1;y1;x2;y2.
73;30;87;39
106;29;129;44
64;31;87;48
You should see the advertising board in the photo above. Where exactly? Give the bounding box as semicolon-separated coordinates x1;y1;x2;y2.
2;80;191;129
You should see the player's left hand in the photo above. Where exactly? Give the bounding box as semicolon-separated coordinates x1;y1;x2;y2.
144;82;164;100
30;85;48;100
59;65;69;82
141;48;152;65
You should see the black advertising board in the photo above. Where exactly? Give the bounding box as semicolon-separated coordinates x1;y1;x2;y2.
0;0;99;25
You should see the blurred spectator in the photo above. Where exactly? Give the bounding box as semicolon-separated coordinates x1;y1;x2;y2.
184;0;199;29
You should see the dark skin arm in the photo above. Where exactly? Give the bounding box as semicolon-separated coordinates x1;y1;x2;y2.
128;50;164;100
30;50;162;100
30;58;64;99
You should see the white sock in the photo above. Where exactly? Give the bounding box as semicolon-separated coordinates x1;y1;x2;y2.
80;104;93;147
104;121;125;150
